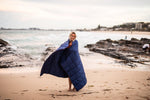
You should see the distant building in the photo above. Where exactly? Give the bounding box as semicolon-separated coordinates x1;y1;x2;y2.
100;27;108;31
114;28;122;31
29;27;40;30
135;22;143;30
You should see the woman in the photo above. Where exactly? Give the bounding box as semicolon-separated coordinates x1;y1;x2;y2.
40;32;87;91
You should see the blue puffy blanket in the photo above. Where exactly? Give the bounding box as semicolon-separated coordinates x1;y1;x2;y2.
40;39;87;91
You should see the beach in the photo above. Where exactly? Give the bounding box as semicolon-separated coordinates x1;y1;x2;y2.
0;30;150;100
0;68;150;100
0;52;150;100
1;0;150;99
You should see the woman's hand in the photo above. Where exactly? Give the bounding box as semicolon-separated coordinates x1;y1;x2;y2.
69;41;72;45
67;41;72;48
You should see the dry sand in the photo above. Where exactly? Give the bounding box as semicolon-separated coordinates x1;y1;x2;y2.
0;69;150;100
0;53;150;100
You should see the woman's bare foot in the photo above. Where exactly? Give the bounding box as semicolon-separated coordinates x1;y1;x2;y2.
68;88;72;91
72;87;76;91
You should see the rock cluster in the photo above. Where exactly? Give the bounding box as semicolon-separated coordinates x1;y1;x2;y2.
0;39;34;68
85;38;150;67
41;46;56;61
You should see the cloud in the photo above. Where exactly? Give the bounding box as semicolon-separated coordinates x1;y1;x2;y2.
0;0;150;29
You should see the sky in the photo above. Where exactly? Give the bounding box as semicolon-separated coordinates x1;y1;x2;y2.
0;0;150;29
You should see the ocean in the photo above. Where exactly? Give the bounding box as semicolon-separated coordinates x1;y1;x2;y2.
1;30;150;59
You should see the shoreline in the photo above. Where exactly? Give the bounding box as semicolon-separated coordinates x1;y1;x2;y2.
0;52;150;74
1;29;150;35
89;31;150;35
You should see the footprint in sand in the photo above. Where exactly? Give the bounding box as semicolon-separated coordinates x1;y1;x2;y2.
120;83;123;85
88;85;94;87
56;94;77;96
20;90;29;94
21;90;29;92
49;91;99;98
21;93;24;95
38;89;47;91
103;89;112;91
102;89;112;95
4;99;11;100
49;93;76;98
82;92;99;94
136;81;140;83
50;94;55;98
147;77;150;80
21;76;25;78
126;87;134;89
125;96;129;99
147;84;150;86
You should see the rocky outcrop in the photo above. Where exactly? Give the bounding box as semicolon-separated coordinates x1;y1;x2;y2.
41;45;56;61
85;38;150;67
0;39;35;68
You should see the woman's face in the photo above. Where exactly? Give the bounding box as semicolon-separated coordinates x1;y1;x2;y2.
70;34;76;41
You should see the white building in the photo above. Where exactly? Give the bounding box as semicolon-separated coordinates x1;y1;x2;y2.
135;23;143;30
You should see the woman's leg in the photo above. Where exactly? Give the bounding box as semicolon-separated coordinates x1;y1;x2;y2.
68;78;76;91
68;78;72;91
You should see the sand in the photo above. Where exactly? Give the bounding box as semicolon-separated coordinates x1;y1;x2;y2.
0;36;150;100
0;52;150;100
0;68;150;100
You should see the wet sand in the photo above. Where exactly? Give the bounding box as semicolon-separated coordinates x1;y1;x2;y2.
0;52;150;100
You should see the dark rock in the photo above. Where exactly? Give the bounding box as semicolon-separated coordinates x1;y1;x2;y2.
41;46;56;61
131;38;139;41
0;39;36;68
140;38;150;43
85;38;150;68
84;44;94;48
45;47;55;52
0;39;10;47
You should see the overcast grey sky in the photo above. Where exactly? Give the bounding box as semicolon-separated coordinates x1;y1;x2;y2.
0;0;150;29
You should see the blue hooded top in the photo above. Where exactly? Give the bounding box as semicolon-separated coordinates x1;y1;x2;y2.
40;39;87;91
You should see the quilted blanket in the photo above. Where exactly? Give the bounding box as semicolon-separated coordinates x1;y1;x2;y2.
40;39;87;91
